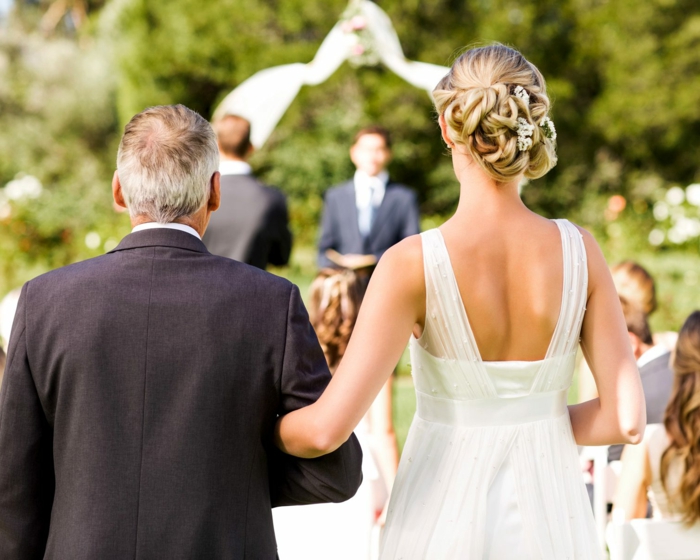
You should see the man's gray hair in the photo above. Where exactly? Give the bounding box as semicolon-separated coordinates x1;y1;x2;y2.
117;104;219;223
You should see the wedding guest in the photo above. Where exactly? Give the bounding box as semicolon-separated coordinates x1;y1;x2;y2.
317;126;420;270
613;311;700;523
202;114;292;270
579;260;676;402
273;267;398;560
612;260;657;316
607;297;674;462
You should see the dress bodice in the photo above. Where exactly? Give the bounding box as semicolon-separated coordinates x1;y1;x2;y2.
409;220;587;426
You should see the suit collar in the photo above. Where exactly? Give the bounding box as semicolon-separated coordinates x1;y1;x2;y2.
109;228;209;254
369;181;400;238
638;345;671;370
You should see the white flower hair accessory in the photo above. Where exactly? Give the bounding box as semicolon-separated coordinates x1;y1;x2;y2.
540;116;557;141
513;86;530;106
516;117;535;151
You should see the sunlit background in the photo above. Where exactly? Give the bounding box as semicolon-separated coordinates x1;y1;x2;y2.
1;0;700;447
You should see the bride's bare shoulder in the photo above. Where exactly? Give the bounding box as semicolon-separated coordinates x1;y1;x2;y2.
372;234;425;297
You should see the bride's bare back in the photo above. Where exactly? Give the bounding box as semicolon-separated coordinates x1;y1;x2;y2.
435;211;564;362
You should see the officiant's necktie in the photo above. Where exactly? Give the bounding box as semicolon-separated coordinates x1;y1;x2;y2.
358;182;375;238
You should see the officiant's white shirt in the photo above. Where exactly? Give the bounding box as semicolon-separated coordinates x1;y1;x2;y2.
354;169;387;237
132;222;201;240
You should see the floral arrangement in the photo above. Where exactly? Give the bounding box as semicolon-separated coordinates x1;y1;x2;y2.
513;86;557;149
0;173;43;219
340;0;380;68
648;183;700;246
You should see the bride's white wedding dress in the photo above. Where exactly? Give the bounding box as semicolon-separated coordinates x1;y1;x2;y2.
380;220;601;559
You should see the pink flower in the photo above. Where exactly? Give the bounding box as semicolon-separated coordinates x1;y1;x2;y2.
351;44;365;56
351;15;366;30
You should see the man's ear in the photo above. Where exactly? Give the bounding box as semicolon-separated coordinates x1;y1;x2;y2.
208;171;221;212
112;171;128;209
627;331;643;360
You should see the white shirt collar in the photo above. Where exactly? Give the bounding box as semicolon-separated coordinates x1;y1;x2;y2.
131;222;201;240
219;160;252;176
637;344;670;369
354;170;388;208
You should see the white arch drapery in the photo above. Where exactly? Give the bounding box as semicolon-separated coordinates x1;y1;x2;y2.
213;0;450;148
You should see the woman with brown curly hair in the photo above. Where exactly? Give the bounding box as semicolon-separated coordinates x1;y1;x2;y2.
614;311;700;524
273;268;397;559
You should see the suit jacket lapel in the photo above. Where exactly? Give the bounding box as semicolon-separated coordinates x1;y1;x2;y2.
340;181;365;251
368;181;394;241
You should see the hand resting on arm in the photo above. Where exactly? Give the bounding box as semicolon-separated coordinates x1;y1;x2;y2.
275;237;425;458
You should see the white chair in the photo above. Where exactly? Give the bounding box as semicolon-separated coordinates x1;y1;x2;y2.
608;518;700;560
631;519;700;560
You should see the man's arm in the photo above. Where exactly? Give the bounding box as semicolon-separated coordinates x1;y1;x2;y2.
269;285;362;507
266;192;293;267
0;284;54;558
317;192;339;269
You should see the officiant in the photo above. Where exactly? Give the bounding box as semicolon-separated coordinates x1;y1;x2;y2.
317;126;420;271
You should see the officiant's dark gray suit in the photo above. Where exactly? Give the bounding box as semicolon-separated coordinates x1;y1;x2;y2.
317;180;420;269
0;228;362;560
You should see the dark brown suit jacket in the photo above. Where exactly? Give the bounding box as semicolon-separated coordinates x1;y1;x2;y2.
0;228;361;559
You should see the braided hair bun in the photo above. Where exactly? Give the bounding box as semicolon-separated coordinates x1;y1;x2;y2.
433;44;557;182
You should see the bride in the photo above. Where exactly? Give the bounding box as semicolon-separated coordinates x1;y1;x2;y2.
275;44;646;559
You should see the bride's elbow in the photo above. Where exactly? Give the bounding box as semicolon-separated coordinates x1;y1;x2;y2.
305;423;347;458
618;417;646;445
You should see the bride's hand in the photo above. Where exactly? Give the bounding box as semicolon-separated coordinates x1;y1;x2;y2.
274;236;425;458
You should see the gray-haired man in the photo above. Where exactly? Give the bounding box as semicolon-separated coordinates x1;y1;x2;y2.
0;105;362;559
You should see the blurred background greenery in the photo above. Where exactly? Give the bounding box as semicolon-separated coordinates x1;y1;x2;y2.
1;1;699;445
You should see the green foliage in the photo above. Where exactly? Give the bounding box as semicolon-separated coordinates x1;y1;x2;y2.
0;17;130;294
0;0;699;326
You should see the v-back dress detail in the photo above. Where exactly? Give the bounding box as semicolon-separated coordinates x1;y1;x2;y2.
379;220;601;559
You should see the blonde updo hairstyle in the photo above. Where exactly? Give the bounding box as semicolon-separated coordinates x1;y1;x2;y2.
433;44;557;182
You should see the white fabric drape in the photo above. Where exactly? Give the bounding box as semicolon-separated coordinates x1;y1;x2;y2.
213;0;449;148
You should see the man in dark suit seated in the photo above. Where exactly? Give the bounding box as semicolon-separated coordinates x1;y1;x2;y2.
317;126;420;270
203;114;292;270
608;296;674;462
0;104;362;559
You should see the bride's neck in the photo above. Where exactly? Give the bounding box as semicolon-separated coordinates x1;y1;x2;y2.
451;151;527;221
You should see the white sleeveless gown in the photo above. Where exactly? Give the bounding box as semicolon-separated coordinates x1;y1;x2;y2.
380;220;601;559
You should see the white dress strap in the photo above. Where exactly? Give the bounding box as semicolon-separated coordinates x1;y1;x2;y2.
531;219;588;392
417;229;497;398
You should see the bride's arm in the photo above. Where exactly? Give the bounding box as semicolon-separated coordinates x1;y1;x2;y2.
275;237;425;458
568;228;646;446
